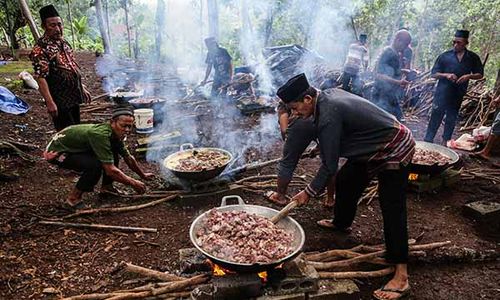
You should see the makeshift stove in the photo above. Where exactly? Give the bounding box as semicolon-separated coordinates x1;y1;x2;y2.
408;168;461;194
178;247;360;300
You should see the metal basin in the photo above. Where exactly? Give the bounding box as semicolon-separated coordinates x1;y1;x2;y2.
409;141;460;175
189;195;305;273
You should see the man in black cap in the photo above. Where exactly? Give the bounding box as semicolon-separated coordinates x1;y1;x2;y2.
373;29;413;121
30;4;91;131
266;100;336;207
277;73;415;300
200;37;233;98
342;33;369;95
424;30;483;144
43;106;153;208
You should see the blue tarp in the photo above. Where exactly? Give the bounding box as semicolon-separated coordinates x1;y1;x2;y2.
0;86;30;115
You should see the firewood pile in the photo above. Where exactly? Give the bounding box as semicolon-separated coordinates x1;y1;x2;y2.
262;44;340;87
402;74;498;131
304;241;452;279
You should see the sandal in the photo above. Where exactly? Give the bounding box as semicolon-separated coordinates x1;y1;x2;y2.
99;185;128;197
316;219;351;233
264;191;288;206
373;284;411;300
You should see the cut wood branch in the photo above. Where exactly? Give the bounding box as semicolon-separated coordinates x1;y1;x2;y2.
309;250;386;270
122;262;185;282
63;194;180;219
39;221;157;233
318;267;395;279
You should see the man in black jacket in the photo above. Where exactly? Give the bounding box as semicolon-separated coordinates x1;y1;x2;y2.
277;73;415;300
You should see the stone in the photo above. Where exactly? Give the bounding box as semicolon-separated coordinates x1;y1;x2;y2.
42;287;58;294
178;247;211;274
463;201;500;220
308;279;360;300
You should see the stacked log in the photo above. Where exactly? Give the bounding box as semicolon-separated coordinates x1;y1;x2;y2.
402;75;498;130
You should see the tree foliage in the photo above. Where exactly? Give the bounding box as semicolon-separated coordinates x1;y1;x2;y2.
0;0;497;84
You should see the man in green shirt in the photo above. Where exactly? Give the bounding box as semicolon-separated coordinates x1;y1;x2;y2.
43;106;153;208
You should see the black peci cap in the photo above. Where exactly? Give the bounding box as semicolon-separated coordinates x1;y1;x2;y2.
455;30;469;39
276;73;310;103
39;5;60;22
359;34;368;41
112;105;134;119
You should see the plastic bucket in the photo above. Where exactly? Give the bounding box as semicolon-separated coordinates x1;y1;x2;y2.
134;108;154;134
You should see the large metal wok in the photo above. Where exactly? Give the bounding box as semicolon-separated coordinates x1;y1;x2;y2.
163;143;232;181
189;195;305;273
409;141;460;175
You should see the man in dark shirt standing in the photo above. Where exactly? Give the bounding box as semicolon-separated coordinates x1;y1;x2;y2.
373;30;412;121
201;37;233;98
277;73;415;300
424;30;483;144
30;5;91;131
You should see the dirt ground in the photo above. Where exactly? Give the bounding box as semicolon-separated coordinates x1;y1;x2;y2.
0;52;499;300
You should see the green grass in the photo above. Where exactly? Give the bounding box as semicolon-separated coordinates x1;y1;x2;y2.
0;60;33;90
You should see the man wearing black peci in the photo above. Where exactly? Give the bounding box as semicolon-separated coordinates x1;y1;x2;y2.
277;73;415;300
424;30;484;144
30;4;91;131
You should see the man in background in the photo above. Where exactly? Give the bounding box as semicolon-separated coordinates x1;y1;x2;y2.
424;30;483;144
372;30;412;121
342;33;369;95
201;37;233;98
30;4;90;131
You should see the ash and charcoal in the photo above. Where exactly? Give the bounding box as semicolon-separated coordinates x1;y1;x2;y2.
196;210;294;264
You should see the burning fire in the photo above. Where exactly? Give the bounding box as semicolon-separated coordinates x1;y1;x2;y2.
207;260;268;282
208;260;235;276
408;173;419;181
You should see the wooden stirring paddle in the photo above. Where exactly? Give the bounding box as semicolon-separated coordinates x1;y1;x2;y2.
270;200;299;223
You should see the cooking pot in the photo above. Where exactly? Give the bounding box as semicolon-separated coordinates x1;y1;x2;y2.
163;143;232;182
409;141;460;175
189;195;305;273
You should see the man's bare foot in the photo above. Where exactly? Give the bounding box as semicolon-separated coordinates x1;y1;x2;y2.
264;191;288;205
373;264;410;300
316;219;351;233
66;187;83;207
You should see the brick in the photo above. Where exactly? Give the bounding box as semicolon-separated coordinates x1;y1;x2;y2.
267;262;319;296
308;279;360;300
256;293;306;300
212;273;263;299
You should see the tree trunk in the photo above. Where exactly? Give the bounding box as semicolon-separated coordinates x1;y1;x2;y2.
66;1;76;48
134;27;139;59
95;0;112;54
17;0;41;41
123;0;132;57
103;0;112;48
154;0;165;61
263;2;274;47
207;0;219;39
